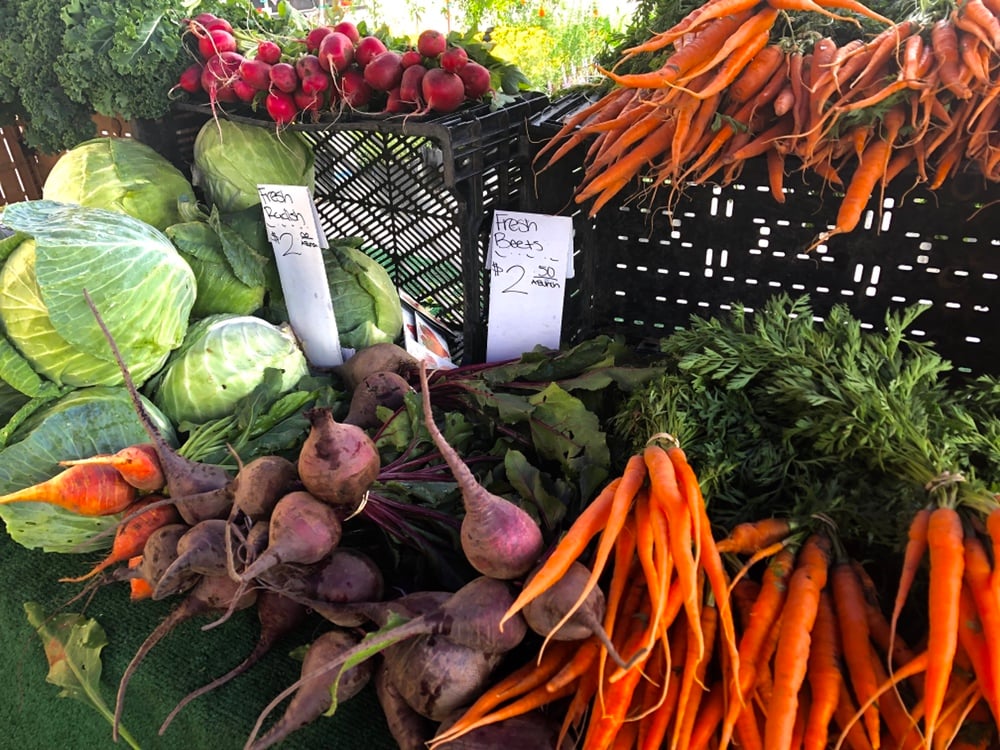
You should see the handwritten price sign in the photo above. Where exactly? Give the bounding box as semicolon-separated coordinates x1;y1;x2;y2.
485;211;573;362
257;184;344;367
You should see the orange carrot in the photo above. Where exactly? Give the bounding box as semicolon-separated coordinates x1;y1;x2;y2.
932;19;974;100
767;0;861;24
716;516;796;555
621;0;762;55
891;507;931;666
729;44;785;104
955;0;1000;52
987;507;1000;593
533;87;636;167
833;678;877;750
688;681;726;750
640;625;687;750
962;533;1000;723
922;505;966;748
59;496;179;583
766;148;786;204
816;0;893;24
673;586;718;750
765;533;832;750
60;443;165;492
831;558;881;748
803;590;843;750
127;555;153;601
0;462;138;516
678;7;779;93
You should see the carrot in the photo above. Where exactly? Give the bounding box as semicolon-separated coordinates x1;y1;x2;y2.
59;496;179;583
716;516;796;555
955;0;1000;52
802;589;842;750
672;588;718;750
734;700;765;750
533;87;636;167
767;0;861;25
765;533;832;750
687;681;726;750
833;678;877;750
640;624;687;750
729;44;786;104
0;462;139;516
831;558;881;748
922;505;966;748
962;533;1000;723
620;0;762;55
500;476;622;627
868;644;924;750
545;635;602;693
766;148;786;204
603;10;755;89
932;19;974;100
127;555;153;601
558;661;600;746
719;544;797;747
678;7;779;93
987;507;1000;594
724;115;794;164
890;508;932;663
59;443;165;493
814;0;894;24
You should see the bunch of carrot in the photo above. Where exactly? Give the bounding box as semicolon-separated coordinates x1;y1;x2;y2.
429;440;1000;749
536;0;1000;246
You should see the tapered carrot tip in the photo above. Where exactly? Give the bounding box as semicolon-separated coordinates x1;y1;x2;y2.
60;444;165;492
0;463;138;515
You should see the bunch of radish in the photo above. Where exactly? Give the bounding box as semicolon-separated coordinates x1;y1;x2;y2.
176;13;497;126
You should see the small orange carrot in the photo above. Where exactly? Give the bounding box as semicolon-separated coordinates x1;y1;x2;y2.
620;0;761;55
988;507;1000;593
60;443;165;492
816;0;893;24
961;533;1000;724
127;556;153;601
767;0;861;25
804;590;842;750
891;507;932;665
59;496;179;583
932;19;974;100
922;505;966;748
673;593;719;750
766;148;786;204
0;462;138;516
954;0;1000;52
729;44;785;104
765;533;832;750
716;516;796;555
833;679;877;750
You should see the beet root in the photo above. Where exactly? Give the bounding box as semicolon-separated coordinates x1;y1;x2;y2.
297;407;380;507
343;370;412;429
375;657;434;750
334;342;418;392
433;710;564;749
153;518;231;600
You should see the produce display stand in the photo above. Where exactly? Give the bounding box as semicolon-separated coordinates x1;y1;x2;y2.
529;92;1000;377
132;92;549;364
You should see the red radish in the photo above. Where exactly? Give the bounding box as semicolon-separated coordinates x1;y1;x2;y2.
401;49;423;68
354;35;388;67
191;12;219;27
268;61;299;93
418;363;543;579
59;496;179;583
294;88;324;115
458;61;492;100
399;64;427;106
301;71;330;95
198;28;238;60
202;51;244;105
364;50;405;92
232;78;259;102
296;407;380;507
416;29;447;59
439;46;469;73
176;63;204;94
256;39;282;65
383;87;414;114
238;57;273;91
248;628;374;750
338;66;374;108
113;574;257;741
158;591;308;735
200;16;233;35
318;30;355;73
266;90;299;125
333;20;361;44
305;25;334;53
420;67;467;115
239;490;343;581
295;53;323;79
60;443;164;492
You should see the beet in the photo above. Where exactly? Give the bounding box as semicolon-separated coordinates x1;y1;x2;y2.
296;407;380;507
344;370;412;429
335;342;419;392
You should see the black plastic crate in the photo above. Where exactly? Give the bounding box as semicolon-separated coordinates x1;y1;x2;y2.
133;92;549;363
528;93;1000;376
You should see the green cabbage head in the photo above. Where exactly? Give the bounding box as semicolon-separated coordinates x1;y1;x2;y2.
152;313;309;425
325;241;403;351
192;118;315;213
0;201;196;388
42;137;196;231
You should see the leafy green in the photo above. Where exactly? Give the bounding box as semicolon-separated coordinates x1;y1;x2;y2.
24;602;141;750
323;239;404;352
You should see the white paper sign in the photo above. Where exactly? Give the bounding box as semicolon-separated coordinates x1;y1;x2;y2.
485;210;573;363
257;184;343;367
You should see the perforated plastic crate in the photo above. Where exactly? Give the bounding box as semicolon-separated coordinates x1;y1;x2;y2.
133;93;549;363
529;93;1000;376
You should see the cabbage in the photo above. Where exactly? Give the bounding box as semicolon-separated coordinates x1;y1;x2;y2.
0;386;177;552
0;201;196;388
192;119;315;213
324;241;403;350
152;314;309;425
42;137;196;231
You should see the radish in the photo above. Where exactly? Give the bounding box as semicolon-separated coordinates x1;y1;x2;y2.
420;68;467;114
305;25;334;53
399;64;427;107
294;53;323;80
265;90;299;125
198;28;238;60
354;35;388;67
268;61;299;93
364;50;405;92
416;29;447;59
200;16;234;35
202;51;244;105
458;61;492;100
439;46;469;73
297;407;380;507
231;78;257;103
238;58;273;91
176;63;204;94
256;40;282;65
113;574;257;740
338;67;373;108
158;591;308;735
239;490;343;581
318;30;355;73
401;49;423;68
418;363;543;579
333;21;361;44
